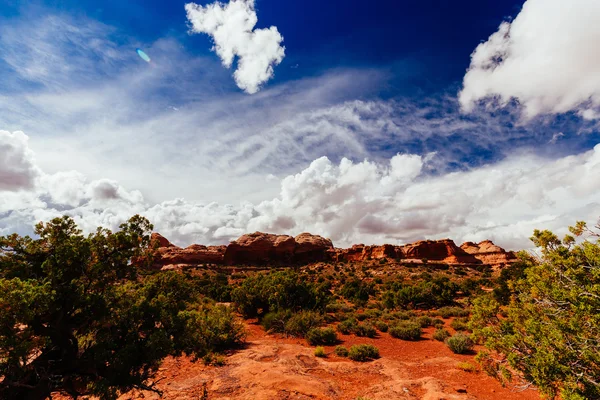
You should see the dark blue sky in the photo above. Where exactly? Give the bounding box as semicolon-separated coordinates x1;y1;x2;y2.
4;0;524;92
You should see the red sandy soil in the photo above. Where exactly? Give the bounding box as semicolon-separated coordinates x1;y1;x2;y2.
115;320;540;400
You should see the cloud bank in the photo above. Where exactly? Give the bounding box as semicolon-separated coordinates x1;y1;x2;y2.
460;0;600;119
2;129;599;250
185;0;285;94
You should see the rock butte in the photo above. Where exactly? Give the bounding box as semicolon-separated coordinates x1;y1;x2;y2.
150;232;517;271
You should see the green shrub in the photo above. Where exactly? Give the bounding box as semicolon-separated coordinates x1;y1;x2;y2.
437;306;470;318
374;320;388;332
356;313;369;321
231;270;330;318
355;323;377;338
348;344;380;362
450;317;470;332
325;302;353;313
261;310;292;333
337;318;358;334
389;322;421;340
314;346;327;358
389;310;414;320
284;311;324;337
432;318;445;329
433;328;451;342
417;316;433;328
306;327;338;345
340;278;375;306
445;333;473;354
334;345;349;357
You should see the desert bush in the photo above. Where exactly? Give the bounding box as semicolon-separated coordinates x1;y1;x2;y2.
356;312;369;321
450;317;470;332
436;306;470;319
389;310;414;320
445;333;473;354
456;362;477;373
340;278;375;306
284;311;324;337
470;221;600;399
416;316;433;328
337;318;359;334
348;344;380;362
202;353;227;366
389;322;421;340
354;323;377;338
374;320;389;332
433;328;451;342
0;216;246;400
306;327;338;345
326;302;353;313
314;346;327;358
432;318;445;329
334;345;349;357
261;310;292;333
231;270;330;318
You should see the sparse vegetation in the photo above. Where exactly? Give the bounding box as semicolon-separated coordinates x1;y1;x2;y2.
348;344;380;362
314;346;327;357
389;321;421;340
445;333;473;354
306;327;338;345
334;345;349;357
433;328;451;342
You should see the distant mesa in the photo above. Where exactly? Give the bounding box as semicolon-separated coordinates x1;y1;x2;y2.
149;232;517;271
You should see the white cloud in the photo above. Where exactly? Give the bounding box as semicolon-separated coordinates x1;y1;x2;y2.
0;130;39;191
2;129;600;251
185;0;285;94
460;0;600;119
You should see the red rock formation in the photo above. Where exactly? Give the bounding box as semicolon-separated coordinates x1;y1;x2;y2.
333;244;402;262
400;239;481;264
224;232;296;265
460;240;517;265
294;233;334;263
148;232;517;270
151;232;175;248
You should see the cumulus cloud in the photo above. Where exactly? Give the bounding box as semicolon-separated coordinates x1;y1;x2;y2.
460;0;600;119
2;129;600;251
185;0;285;94
0;130;39;191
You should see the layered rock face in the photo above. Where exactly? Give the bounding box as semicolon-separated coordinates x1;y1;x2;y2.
150;232;515;270
460;240;517;265
400;239;481;264
333;244;402;262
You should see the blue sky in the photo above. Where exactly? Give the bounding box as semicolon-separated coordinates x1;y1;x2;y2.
1;0;600;249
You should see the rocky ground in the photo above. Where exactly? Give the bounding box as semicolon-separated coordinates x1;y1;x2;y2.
119;321;539;400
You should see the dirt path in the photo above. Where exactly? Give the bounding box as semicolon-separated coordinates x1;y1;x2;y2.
119;322;540;400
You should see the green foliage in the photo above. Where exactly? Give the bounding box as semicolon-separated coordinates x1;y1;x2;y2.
231;270;330;317
348;344;380;362
389;321;421;341
334;345;349;357
0;215;245;400
306;327;338;345
450;317;470;332
432;318;445;329
470;221;600;399
340;278;375;306
445;333;473;354
354;323;377;338
314;346;327;358
196;273;232;302
261;310;292;333
389;277;459;309
283;311;325;337
373;320;388;332
416;316;432;328
435;306;470;318
337;318;359;334
433;328;451;342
